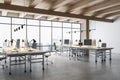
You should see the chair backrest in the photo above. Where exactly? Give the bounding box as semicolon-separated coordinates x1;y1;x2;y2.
53;42;57;51
101;43;106;47
32;42;37;49
16;39;20;48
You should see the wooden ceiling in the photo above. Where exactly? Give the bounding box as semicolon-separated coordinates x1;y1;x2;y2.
0;0;120;23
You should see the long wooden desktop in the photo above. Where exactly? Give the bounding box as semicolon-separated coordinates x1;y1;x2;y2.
3;46;48;75
63;45;113;62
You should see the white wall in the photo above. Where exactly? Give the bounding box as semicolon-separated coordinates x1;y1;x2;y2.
90;17;120;53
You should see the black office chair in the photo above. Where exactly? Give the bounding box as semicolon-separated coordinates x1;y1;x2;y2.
53;42;61;55
44;45;54;65
32;40;37;49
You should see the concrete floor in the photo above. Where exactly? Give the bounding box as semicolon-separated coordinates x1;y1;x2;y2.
0;53;120;80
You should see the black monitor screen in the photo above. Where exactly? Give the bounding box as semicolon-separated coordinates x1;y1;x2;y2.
84;39;92;45
64;39;69;44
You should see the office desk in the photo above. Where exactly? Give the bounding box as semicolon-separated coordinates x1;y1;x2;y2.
63;45;113;62
3;47;48;75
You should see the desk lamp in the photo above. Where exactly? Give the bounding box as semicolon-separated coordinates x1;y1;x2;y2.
4;39;10;47
29;39;37;49
98;39;102;48
10;39;16;46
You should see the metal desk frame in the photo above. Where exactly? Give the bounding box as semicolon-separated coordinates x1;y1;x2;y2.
3;47;48;75
63;45;113;62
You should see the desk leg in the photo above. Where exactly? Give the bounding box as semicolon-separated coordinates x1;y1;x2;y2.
29;55;32;72
103;50;106;61
42;54;44;71
69;48;71;57
9;57;11;75
24;56;26;73
110;50;112;61
101;51;104;62
95;50;97;63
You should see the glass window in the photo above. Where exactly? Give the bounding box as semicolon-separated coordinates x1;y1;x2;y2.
12;18;25;25
72;23;80;29
41;26;51;50
12;24;26;47
27;19;39;26
52;27;62;50
41;20;51;26
72;28;80;45
63;28;72;45
27;26;39;49
0;17;11;24
0;24;11;47
52;22;62;27
63;22;71;28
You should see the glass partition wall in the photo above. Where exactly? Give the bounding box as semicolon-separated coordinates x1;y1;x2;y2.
0;17;11;49
0;16;81;52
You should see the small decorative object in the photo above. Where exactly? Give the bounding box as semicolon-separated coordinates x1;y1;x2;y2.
18;27;20;30
21;25;24;29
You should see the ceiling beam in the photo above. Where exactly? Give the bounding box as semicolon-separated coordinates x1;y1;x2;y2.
4;0;11;4
93;5;120;16
0;3;113;22
103;11;120;18
82;0;120;14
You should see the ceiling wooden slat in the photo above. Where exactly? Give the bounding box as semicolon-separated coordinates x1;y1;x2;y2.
53;0;74;9
103;11;120;18
70;0;104;14
81;0;120;14
48;0;61;10
93;5;120;16
29;0;43;8
4;0;11;4
70;0;96;11
0;3;113;22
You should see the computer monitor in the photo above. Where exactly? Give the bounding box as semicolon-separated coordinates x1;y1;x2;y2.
64;39;69;44
101;43;106;47
84;39;92;45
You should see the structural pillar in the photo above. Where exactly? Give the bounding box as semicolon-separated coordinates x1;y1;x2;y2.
86;19;89;39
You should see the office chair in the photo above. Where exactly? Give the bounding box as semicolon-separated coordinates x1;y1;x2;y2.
53;42;61;55
43;45;53;65
0;52;7;69
44;52;53;65
96;43;107;62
